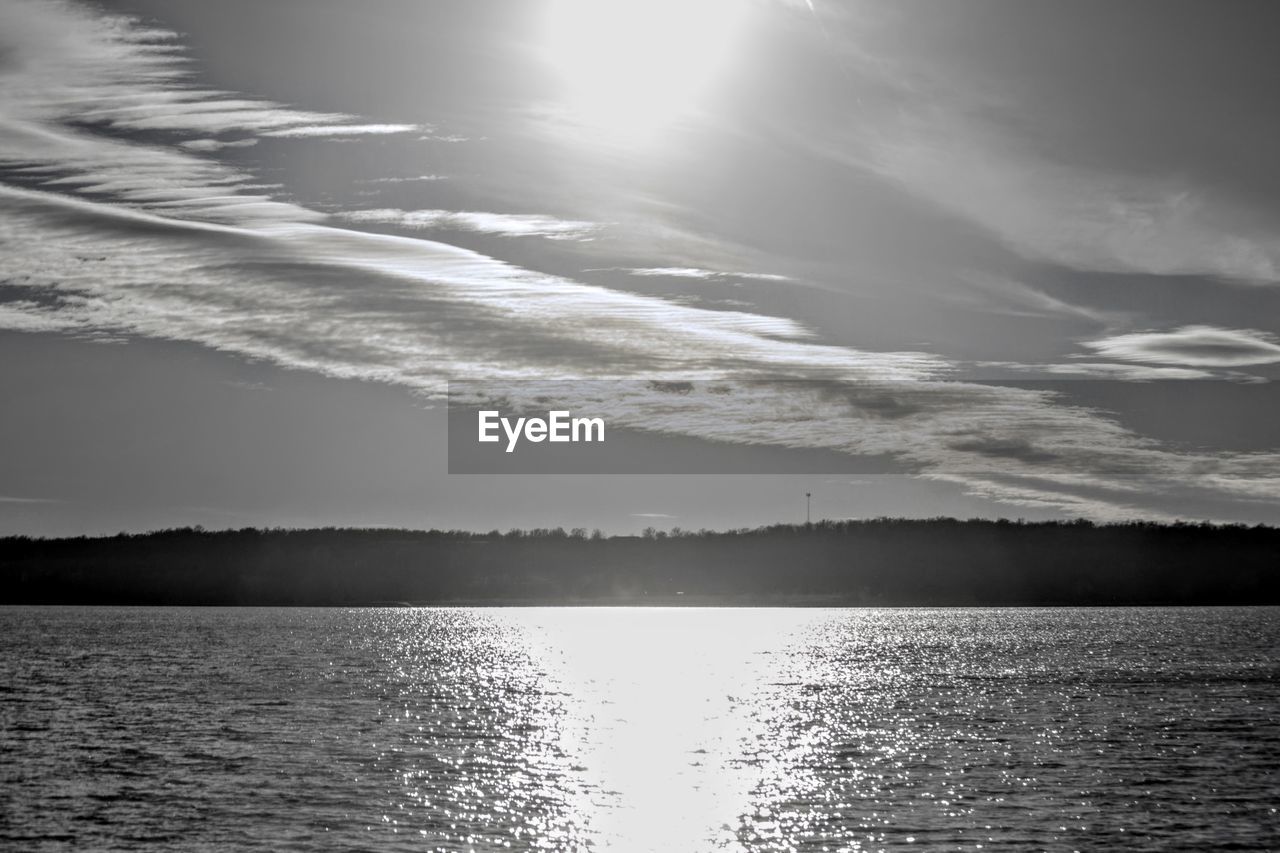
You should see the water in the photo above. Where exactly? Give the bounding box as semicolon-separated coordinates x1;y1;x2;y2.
1;607;1277;852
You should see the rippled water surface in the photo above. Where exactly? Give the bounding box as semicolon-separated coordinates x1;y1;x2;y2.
2;606;1278;851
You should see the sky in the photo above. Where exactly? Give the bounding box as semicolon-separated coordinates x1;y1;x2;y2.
2;0;1280;535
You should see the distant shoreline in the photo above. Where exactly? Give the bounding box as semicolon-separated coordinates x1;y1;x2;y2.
4;519;1278;607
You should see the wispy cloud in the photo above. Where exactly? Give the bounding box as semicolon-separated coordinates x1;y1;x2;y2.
1084;326;1280;368
614;267;792;283
978;361;1218;382
863;120;1280;285
950;274;1116;325
0;0;425;146
0;494;62;504
808;7;1280;286
340;208;600;240
178;138;258;152
0;301;88;334
357;175;448;185
1;0;1276;522
261;123;420;138
0;182;940;383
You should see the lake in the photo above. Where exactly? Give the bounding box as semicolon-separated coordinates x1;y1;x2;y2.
2;606;1277;851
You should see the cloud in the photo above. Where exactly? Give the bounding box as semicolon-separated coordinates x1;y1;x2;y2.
0;301;88;333
951;274;1115;325
977;361;1219;381
0;0;424;145
340;208;601;240
864;122;1280;284
178;138;258;152
1;0;1276;522
944;436;1061;466
261;123;420;138
0;182;941;384
221;379;272;393
358;175;447;184
4;175;1274;519
617;267;792;283
810;9;1280;285
1084;326;1280;367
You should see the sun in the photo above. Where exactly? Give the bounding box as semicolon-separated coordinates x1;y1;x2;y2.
541;0;748;138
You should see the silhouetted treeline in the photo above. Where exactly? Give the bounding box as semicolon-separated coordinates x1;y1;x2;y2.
2;518;1277;605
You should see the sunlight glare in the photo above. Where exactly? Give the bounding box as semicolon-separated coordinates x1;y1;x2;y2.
512;607;816;852
542;0;748;138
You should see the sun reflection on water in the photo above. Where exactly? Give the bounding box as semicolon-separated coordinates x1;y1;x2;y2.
509;607;818;852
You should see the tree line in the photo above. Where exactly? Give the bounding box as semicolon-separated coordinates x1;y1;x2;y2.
2;518;1276;606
